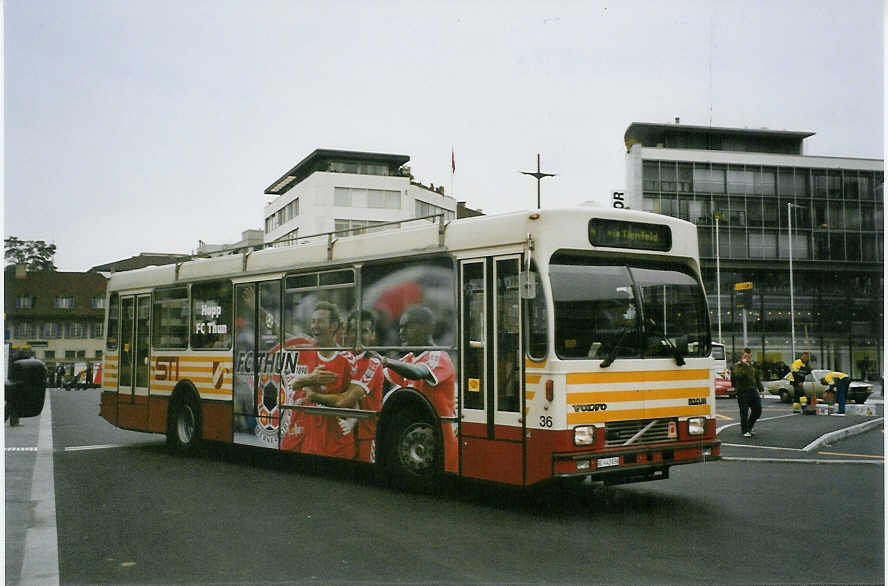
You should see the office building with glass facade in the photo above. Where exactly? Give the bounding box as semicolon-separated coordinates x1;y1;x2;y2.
625;122;883;380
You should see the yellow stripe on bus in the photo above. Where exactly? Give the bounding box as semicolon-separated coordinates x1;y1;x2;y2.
525;374;541;385
567;387;710;403
164;355;233;364
525;358;547;369
150;382;233;395
566;369;709;385
567;404;711;424
525;391;536;401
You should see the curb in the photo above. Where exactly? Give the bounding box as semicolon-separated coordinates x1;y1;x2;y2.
721;456;883;465
802;417;885;452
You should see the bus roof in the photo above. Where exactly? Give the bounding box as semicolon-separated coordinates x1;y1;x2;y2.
107;207;700;292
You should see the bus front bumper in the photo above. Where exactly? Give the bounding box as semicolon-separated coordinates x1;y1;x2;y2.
552;440;721;484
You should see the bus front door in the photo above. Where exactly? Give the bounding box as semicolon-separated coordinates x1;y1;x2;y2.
459;256;524;485
117;294;150;430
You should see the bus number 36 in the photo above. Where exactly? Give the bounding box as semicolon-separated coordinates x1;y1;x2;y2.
539;415;553;428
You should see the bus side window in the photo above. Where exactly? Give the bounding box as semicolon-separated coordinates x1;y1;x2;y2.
525;262;547;361
153;287;189;349
106;293;119;351
192;280;233;350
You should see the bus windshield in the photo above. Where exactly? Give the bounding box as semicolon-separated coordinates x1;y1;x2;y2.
550;254;710;360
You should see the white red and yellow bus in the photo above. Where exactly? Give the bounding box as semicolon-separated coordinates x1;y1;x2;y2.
100;207;720;487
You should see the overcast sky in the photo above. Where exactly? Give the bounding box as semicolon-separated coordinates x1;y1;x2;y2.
4;0;884;271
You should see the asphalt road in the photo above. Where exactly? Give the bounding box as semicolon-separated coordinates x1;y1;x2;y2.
6;389;885;585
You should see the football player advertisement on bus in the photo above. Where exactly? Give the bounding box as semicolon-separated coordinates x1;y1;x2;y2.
232;259;458;470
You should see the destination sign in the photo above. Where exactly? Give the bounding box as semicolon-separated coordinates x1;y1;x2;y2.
588;219;671;252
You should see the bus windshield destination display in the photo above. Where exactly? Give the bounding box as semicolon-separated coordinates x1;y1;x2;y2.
588;218;671;251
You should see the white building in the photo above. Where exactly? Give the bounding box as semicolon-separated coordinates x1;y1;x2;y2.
263;149;456;245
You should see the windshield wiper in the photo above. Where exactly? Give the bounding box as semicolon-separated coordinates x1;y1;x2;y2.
646;319;685;366
600;328;632;368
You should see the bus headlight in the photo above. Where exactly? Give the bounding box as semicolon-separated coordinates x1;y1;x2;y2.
574;425;597;445
688;417;706;435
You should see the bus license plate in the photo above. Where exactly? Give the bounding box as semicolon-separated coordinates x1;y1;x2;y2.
597;457;619;468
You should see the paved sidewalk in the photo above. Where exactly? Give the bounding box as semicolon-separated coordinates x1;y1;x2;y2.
4;394;60;586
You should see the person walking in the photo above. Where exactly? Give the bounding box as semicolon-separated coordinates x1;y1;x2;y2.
821;370;851;416
731;347;764;438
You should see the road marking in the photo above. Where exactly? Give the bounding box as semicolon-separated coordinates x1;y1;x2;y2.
715;414;733;421
63;444;124;452
716;413;795;434
817;451;883;460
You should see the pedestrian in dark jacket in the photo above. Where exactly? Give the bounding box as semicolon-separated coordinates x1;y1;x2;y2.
731;347;764;438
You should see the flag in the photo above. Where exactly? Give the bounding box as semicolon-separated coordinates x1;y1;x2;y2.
451;148;455;174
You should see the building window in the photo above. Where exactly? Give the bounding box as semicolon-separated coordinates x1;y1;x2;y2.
90;322;104;339
415;200;455;222
91;296;105;310
13;322;34;338
67;322;87;338
43;322;61;338
749;231;777;258
95;350;103;359
755;169;776;196
329;161;389;176
334;187;354;207
44;350;55;360
660;163;677;192
65;350;75;359
15;296;33;309
367;189;401;209
265;216;274;233
55;296;74;309
643;162;659;191
827;171;842;198
334;218;389;236
727;168;755;194
693;167;725;193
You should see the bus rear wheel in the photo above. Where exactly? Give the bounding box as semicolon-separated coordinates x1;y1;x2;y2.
386;411;440;489
167;392;202;455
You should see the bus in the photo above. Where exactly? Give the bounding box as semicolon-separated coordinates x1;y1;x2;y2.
100;207;720;487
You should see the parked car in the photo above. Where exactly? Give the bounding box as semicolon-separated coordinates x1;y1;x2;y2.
765;369;873;404
711;342;734;398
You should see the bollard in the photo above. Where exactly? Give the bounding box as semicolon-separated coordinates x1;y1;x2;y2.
792;402;801;413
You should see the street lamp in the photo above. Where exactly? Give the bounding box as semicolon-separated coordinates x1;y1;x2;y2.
520;153;556;209
787;202;796;359
715;216;722;344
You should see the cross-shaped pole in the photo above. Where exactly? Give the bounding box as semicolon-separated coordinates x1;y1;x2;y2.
520;153;556;209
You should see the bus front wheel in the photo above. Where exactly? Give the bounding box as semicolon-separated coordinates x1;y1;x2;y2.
167;392;202;454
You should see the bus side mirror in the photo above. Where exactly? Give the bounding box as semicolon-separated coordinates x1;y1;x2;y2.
519;273;536;299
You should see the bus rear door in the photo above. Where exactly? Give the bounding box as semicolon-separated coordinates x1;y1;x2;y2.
459;256;524;485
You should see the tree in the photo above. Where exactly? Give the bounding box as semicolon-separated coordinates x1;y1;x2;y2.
4;237;57;271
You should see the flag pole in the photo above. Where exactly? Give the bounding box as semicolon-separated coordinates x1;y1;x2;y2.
451;147;455;200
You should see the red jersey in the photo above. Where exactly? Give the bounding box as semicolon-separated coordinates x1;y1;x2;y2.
351;352;385;463
384;351;457;472
297;350;358;459
279;336;318;452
